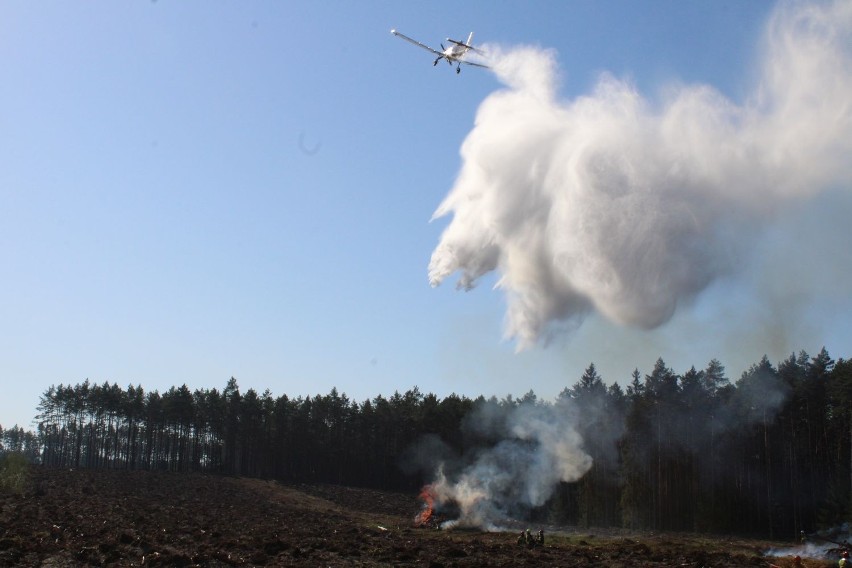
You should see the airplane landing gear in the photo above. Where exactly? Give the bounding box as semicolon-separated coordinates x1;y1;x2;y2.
456;65;461;74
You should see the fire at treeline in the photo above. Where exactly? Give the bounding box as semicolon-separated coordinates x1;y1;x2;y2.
3;347;852;541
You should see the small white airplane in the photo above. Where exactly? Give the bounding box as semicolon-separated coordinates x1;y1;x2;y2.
391;29;489;74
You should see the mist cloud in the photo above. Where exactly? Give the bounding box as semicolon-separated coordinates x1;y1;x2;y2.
429;0;852;349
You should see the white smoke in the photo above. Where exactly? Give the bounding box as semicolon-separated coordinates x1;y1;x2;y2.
429;0;852;349
766;524;852;559
425;398;594;529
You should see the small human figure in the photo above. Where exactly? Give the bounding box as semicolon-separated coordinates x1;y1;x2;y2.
840;550;849;568
537;529;544;546
516;531;526;546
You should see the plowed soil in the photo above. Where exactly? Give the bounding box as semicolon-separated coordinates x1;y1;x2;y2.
0;467;830;567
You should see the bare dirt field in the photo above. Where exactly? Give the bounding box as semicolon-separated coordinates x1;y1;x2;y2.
0;467;834;567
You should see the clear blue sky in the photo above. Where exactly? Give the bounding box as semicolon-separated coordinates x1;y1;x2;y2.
6;1;850;430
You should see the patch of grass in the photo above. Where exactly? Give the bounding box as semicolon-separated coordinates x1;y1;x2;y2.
0;451;31;494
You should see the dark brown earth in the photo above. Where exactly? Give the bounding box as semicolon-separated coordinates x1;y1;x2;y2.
0;467;833;567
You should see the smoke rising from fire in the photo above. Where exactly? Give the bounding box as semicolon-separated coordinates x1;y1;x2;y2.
429;0;852;349
422;398;594;529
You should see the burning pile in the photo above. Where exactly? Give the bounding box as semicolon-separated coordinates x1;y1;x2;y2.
408;398;595;530
413;484;435;527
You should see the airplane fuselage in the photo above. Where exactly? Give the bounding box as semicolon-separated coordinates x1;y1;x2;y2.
445;46;467;61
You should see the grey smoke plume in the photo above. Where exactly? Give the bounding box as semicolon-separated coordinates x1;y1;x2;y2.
413;389;625;530
427;398;592;529
429;0;852;349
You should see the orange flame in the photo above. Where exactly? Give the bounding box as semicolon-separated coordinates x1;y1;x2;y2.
414;484;435;527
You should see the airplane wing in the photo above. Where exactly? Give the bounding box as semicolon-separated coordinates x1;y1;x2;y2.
391;29;443;57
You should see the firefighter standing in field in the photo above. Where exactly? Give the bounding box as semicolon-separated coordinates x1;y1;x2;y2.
517;528;544;549
840;550;849;567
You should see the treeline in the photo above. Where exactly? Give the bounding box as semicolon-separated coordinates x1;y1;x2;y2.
550;349;852;539
0;424;40;462
27;347;852;539
35;378;472;490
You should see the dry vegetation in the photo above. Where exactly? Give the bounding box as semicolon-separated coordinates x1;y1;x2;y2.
0;467;836;567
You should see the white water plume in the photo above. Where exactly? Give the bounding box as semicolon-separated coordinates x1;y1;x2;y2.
429;0;852;349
